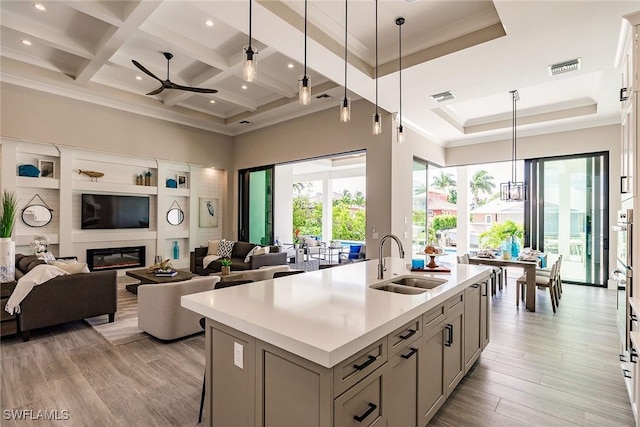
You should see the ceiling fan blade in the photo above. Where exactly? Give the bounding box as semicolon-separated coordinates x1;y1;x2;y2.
132;60;162;82
145;86;165;96
168;82;218;94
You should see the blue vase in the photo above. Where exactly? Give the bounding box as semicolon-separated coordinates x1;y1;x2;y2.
511;237;520;258
172;241;179;259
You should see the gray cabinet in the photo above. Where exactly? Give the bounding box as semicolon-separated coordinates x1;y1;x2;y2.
334;365;387;427
444;293;465;395
481;280;490;350
418;316;446;425
464;283;482;372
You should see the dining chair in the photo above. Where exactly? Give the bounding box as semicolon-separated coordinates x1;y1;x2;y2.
273;270;305;278
516;261;558;313
459;254;499;296
537;254;563;297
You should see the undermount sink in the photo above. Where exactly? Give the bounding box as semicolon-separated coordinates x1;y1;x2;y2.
370;283;427;294
370;275;448;294
391;277;448;289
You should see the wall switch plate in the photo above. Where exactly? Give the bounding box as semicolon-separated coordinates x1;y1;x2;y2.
372;232;379;239
234;342;243;369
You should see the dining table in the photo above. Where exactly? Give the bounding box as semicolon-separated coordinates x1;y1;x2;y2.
467;255;540;312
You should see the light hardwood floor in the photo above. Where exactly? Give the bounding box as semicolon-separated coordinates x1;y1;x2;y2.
0;275;634;426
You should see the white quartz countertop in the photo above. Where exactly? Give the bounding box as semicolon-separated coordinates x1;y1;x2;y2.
182;257;491;368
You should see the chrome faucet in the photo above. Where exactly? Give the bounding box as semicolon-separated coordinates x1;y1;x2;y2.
378;234;405;279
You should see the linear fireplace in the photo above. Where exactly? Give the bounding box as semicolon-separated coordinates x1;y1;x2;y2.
87;246;146;271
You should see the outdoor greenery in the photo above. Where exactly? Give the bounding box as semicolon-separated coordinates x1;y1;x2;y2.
292;184;365;241
469;170;496;207
428;214;457;243
478;219;523;249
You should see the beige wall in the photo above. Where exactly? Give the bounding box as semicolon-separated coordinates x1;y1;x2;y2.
232;99;395;255
0;83;232;168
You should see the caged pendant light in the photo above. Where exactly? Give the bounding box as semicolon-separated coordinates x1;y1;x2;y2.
372;0;381;135
500;90;526;201
339;0;351;122
299;0;311;105
243;0;257;82
396;17;405;144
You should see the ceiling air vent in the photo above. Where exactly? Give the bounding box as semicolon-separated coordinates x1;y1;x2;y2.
430;91;455;103
239;120;251;124
316;93;331;99
548;58;581;76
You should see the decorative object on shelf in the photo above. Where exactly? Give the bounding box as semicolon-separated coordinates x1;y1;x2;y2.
0;191;17;282
136;174;144;185
243;0;257;82
298;0;311;105
500;90;526;201
396;17;405;144
199;197;218;228
177;174;187;189
166;178;177;188
78;169;104;181
148;258;173;273
167;200;184;226
132;52;218;96
339;0;350;122
38;159;55;178
21;194;53;227
172;241;180;260
144;171;152;186
220;258;232;276
18;164;40;177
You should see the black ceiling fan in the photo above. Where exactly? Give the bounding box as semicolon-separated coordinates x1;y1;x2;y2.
132;52;218;96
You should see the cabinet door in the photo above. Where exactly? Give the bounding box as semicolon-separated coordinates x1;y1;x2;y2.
444;302;464;396
334;365;386;427
387;342;420;427
481;280;490;350
621;100;635;198
418;323;446;425
464;284;481;373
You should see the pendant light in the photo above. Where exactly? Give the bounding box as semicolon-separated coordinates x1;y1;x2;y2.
372;0;381;135
500;90;526;201
299;0;311;105
339;0;351;122
396;17;405;144
243;0;257;82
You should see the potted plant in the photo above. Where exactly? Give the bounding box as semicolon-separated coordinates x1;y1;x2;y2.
0;191;18;282
220;258;232;276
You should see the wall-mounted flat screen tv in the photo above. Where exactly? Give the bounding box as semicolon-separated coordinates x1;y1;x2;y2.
81;194;150;229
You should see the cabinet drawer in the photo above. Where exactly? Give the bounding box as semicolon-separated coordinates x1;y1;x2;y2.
447;291;464;311
423;303;446;332
334;337;387;397
388;317;421;357
334;365;386;427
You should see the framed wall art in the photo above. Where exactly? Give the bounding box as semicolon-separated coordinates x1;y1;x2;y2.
38;160;55;178
199;197;218;228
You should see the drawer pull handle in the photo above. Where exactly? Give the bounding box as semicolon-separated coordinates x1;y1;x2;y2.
621;87;629;102
444;324;453;347
623;369;632;379
353;355;377;371
353;403;377;422
399;329;416;340
401;347;418;360
631;349;638;363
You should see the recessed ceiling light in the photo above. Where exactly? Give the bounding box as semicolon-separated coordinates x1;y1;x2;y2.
241;85;248;90
34;4;46;11
287;63;294;69
135;76;142;80
21;40;32;46
209;100;216;104
205;20;214;27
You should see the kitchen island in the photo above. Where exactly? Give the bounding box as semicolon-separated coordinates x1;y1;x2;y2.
182;257;492;427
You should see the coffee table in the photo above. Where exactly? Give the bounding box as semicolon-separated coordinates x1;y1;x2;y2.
125;268;197;294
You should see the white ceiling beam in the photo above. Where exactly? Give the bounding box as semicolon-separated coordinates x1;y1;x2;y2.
59;1;125;27
75;1;162;83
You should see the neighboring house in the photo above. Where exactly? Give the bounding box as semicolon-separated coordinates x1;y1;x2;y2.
414;189;457;217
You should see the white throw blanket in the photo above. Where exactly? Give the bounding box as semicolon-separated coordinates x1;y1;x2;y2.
5;264;68;315
202;254;221;269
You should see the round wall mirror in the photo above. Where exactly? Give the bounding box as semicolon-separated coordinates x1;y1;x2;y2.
22;204;53;227
167;207;184;226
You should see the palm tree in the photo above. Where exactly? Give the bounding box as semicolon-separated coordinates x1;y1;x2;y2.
469;170;495;205
432;171;456;190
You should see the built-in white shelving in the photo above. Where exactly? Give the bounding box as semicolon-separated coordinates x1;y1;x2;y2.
73;181;158;195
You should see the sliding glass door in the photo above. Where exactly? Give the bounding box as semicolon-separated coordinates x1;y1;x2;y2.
526;153;608;286
239;166;274;245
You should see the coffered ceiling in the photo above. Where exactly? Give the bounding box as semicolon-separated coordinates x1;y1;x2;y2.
1;1;637;146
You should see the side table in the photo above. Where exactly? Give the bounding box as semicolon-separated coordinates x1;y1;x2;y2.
1;281;18;337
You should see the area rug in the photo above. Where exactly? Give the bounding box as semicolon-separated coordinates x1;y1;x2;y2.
85;285;147;346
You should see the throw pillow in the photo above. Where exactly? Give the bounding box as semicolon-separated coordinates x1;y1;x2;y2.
207;239;221;256
217;240;235;258
254;246;270;256
244;246;260;263
52;261;90;274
